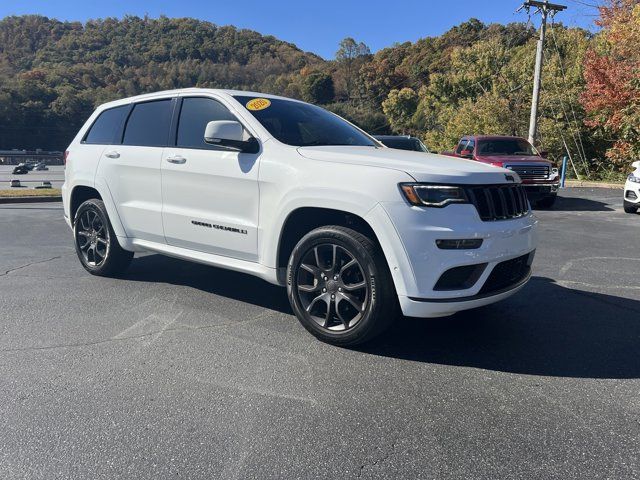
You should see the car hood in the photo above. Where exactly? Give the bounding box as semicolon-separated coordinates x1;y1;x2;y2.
476;154;552;165
297;146;519;184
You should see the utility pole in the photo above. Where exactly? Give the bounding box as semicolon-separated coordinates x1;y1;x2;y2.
519;0;566;146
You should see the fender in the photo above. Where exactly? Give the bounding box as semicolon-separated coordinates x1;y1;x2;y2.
260;195;415;297
70;178;128;241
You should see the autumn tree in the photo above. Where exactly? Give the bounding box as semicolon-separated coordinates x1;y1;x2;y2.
335;37;370;100
382;88;419;134
582;0;640;169
301;71;334;104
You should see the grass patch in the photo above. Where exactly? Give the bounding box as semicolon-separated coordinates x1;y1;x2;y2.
0;188;61;197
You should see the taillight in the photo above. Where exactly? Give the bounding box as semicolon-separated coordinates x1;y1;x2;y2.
63;150;69;166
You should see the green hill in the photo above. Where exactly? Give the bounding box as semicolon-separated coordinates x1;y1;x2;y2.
0;15;323;150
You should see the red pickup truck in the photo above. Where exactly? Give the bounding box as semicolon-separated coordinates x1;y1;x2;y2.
443;135;559;208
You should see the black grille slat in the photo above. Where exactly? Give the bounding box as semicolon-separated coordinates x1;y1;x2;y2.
466;184;528;221
484;189;496;219
497;188;509;218
505;187;516;216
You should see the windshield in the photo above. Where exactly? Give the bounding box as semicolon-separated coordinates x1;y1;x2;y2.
233;95;376;147
378;137;429;152
477;138;538;156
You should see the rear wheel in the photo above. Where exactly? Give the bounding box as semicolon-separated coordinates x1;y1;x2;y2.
73;199;133;276
287;226;397;346
624;200;638;214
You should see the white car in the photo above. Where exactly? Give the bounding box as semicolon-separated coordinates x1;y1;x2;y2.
624;161;640;214
62;89;538;346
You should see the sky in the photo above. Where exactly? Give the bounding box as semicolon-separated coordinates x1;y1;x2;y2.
0;0;600;59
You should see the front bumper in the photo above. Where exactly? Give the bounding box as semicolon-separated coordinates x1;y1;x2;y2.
624;178;640;204
367;201;538;318
522;182;559;200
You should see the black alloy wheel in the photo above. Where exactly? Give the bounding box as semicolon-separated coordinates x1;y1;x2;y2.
73;199;133;276
287;226;397;346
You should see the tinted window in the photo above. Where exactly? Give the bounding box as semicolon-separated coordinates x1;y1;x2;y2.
455;140;468;154
234;95;375;147
177;97;236;149
466;139;475;152
84;106;129;145
123;100;172;147
379;137;428;152
477;138;537;156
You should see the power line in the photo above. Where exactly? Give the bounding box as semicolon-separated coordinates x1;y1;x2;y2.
548;19;590;169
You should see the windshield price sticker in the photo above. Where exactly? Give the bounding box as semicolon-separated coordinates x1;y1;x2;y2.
246;98;271;111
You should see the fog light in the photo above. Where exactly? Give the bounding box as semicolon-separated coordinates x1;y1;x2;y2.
626;190;638;200
436;239;483;250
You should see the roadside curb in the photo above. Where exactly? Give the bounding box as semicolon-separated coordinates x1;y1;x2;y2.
564;180;624;189
0;196;62;204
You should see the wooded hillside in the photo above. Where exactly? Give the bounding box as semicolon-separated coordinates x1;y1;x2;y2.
0;1;637;179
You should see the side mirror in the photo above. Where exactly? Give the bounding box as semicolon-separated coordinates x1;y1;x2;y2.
204;120;259;154
632;161;640;169
460;149;473;158
539;150;549;159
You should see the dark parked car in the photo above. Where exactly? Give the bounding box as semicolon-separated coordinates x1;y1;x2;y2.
12;164;29;174
374;135;430;153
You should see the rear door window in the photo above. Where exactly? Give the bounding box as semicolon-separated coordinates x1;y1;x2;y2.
176;97;237;150
123;100;173;147
83;106;129;145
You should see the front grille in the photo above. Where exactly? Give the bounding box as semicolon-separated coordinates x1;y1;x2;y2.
465;184;529;221
478;251;534;295
505;164;550;180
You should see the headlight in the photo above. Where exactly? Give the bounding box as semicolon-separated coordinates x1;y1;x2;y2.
400;183;468;207
628;174;640;184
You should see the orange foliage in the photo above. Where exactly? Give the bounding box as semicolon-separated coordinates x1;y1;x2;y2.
582;0;640;164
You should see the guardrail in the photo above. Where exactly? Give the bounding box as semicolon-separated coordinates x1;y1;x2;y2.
4;179;56;189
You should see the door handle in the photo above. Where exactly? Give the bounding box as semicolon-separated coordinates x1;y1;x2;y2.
166;155;187;164
104;151;120;159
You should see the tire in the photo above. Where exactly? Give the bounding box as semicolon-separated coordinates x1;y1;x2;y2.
286;226;398;346
73;199;133;276
624;200;638;214
536;194;557;209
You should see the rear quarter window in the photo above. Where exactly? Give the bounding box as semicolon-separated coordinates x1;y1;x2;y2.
83;106;129;145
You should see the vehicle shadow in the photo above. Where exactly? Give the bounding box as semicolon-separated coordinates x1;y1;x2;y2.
123;255;640;379
123;253;292;314
537;195;614;212
360;276;640;379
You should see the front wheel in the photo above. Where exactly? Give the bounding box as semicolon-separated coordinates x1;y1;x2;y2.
624;200;638;214
286;226;397;346
73;199;133;276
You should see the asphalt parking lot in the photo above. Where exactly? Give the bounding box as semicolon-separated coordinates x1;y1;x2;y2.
0;188;638;479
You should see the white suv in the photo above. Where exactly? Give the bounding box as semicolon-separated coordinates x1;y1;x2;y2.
62;89;538;346
624;161;640;214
